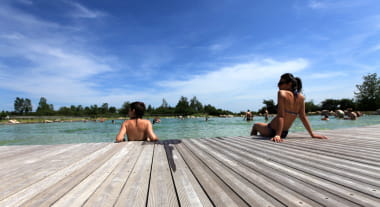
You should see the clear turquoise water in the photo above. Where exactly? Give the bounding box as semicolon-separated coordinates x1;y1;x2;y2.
0;115;379;145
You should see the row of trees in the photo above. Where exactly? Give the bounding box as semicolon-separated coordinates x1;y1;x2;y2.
5;96;233;117
2;73;379;117
148;96;232;116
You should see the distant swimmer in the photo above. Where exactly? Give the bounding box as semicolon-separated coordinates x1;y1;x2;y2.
345;111;357;120
153;117;161;124
321;115;329;121
115;102;159;142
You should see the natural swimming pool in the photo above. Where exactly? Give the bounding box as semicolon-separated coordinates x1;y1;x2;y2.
1;115;379;145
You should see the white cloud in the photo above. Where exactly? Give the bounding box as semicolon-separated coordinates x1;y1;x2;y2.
152;58;309;111
307;0;371;10
307;72;347;79
66;1;106;19
16;0;33;5
0;1;117;108
161;58;308;92
308;0;326;9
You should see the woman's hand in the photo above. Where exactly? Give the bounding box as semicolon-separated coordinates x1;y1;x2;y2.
312;134;328;139
271;135;283;142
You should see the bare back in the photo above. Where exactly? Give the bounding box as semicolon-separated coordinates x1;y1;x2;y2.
270;90;305;130
116;119;158;142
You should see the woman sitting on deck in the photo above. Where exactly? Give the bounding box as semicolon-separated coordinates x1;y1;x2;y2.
250;73;328;142
116;101;159;142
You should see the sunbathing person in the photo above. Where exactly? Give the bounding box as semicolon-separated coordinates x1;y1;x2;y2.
250;73;328;142
115;101;159;142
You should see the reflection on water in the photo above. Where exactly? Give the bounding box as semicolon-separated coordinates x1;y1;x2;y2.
0;115;379;145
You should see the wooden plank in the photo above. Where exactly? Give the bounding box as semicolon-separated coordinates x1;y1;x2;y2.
0;143;116;207
0;143;107;201
236;136;380;180
230;137;380;194
175;141;248;207
0;144;90;177
165;140;213;207
0;145;55;162
197;138;345;207
83;142;142;207
147;141;179;207
51;143;134;207
206;137;380;207
183;139;285;207
250;136;380;168
22;143;130;207
288;139;380;158
114;142;155;207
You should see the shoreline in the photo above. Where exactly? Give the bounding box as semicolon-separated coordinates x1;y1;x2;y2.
2;112;379;125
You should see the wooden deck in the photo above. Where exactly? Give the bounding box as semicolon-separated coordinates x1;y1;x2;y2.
0;125;379;207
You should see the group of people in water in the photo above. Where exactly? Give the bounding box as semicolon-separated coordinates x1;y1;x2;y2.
115;73;328;143
322;109;362;121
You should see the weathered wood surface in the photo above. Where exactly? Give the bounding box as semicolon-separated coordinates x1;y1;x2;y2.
0;125;379;207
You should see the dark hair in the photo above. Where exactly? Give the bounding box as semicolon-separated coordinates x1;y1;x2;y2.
279;73;302;95
130;101;145;119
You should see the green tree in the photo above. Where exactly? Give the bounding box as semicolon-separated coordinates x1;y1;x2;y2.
14;97;25;114
146;104;154;114
36;97;54;115
339;99;355;110
109;106;117;114
119;102;130;116
89;105;99;117
100;103;109;115
14;97;33;114
263;99;276;114
204;104;218;116
175;96;191;115
305;100;320;112
160;98;169;108
190;96;203;113
355;73;380;110
76;105;84;116
58;106;71;116
321;99;340;111
24;98;32;114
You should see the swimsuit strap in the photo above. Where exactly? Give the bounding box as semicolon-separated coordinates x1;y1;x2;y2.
285;110;298;115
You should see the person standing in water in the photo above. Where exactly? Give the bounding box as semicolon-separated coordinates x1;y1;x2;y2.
244;110;253;121
115;102;159;142
250;73;328;142
264;108;269;122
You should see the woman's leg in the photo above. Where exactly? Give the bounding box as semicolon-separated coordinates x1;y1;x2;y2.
250;122;272;136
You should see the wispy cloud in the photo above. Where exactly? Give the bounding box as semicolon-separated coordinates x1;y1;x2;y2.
65;1;106;19
17;0;33;5
152;58;309;109
307;0;369;10
0;1;116;107
307;72;347;79
308;0;326;9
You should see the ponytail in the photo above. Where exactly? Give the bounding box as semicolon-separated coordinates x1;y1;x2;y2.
280;73;302;96
294;77;302;94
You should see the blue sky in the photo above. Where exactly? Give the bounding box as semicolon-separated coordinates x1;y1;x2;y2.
0;0;379;112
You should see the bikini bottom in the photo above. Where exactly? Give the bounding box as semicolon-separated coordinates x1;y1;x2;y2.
267;124;288;138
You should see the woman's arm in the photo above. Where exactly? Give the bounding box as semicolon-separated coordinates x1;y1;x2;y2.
146;121;159;141
272;91;285;142
115;121;127;142
299;101;328;139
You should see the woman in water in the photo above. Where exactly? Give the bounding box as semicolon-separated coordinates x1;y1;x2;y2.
116;101;159;142
250;73;328;142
